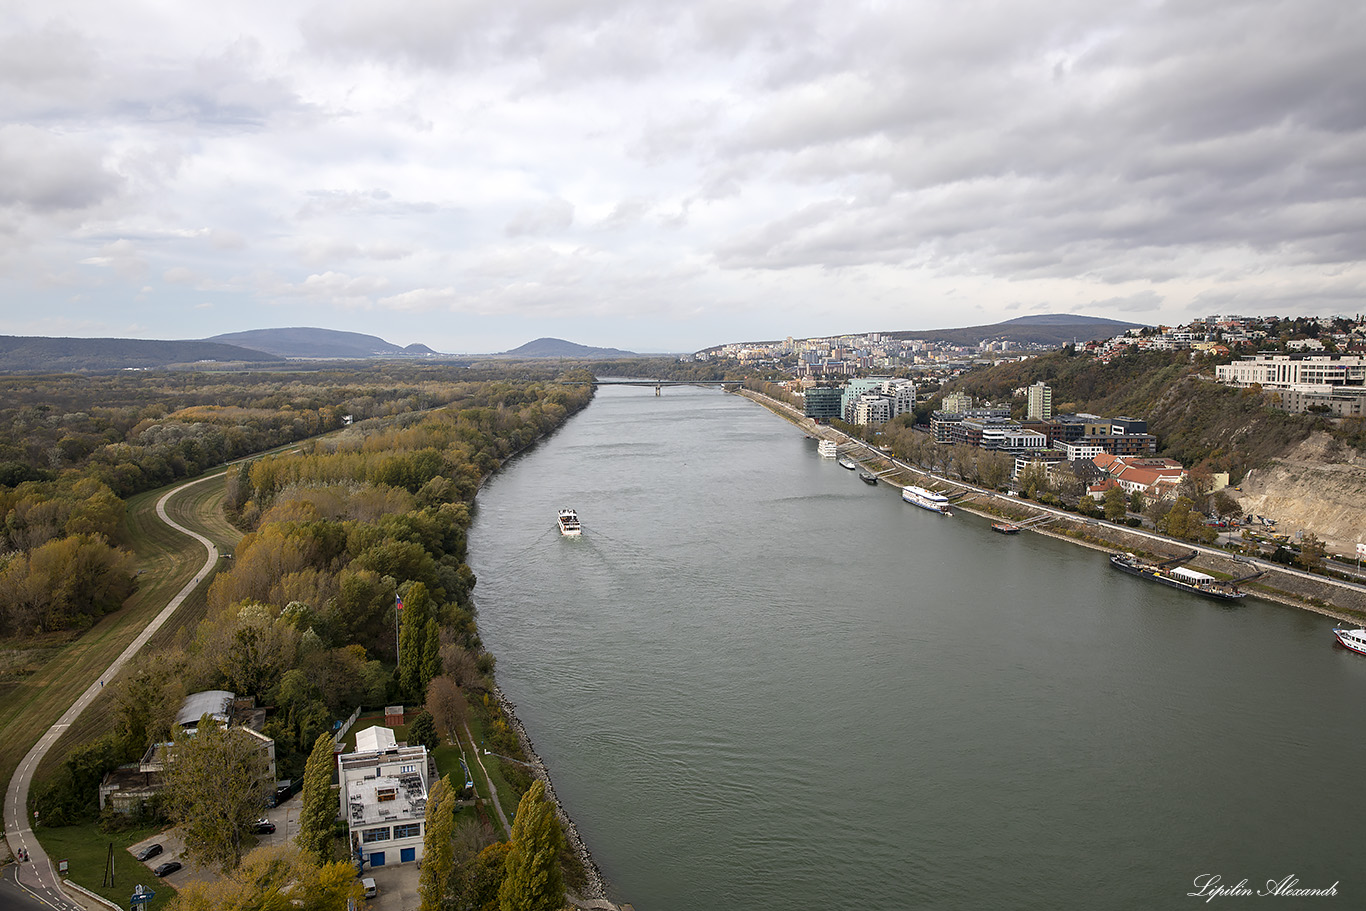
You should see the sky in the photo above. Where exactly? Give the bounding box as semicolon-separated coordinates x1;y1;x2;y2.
2;1;1364;354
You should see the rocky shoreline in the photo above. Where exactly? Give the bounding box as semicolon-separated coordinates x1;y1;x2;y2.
491;683;621;911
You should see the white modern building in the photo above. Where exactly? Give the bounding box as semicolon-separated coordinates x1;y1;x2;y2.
340;726;430;868
1215;353;1366;392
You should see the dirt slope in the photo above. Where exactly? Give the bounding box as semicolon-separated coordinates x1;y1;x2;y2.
1238;432;1366;555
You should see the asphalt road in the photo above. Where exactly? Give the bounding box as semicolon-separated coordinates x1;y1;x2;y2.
3;473;223;910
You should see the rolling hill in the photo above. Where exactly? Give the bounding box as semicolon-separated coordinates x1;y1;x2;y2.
205;327;440;358
0;336;279;373
499;338;638;358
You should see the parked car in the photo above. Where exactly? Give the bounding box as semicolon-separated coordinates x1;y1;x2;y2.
153;861;182;877
135;843;163;862
253;820;277;834
362;877;378;899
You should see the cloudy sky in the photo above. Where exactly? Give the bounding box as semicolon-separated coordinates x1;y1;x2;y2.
2;0;1364;353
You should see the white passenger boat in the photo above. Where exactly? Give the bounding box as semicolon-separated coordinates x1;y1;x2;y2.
817;439;839;459
838;456;857;470
557;509;582;536
1332;627;1366;655
902;485;952;515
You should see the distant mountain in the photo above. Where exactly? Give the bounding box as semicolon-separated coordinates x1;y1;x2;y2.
205;327;441;359
0;335;279;373
883;314;1143;348
500;338;637;358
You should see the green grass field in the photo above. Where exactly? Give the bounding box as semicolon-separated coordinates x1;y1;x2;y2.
34;821;177;910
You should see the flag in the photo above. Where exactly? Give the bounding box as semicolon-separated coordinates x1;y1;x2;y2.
395;593;404;611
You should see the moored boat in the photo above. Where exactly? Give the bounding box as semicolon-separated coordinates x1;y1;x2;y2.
991;522;1020;534
838;456;857;470
1108;552;1248;600
557;508;582;536
1332;627;1366;655
817;439;839;459
859;471;878;485
902;485;952;515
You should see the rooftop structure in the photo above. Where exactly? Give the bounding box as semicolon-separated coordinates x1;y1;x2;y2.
340;726;430;868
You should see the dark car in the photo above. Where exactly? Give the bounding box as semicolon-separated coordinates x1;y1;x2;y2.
153;861;182;877
253;820;276;834
135;843;163;862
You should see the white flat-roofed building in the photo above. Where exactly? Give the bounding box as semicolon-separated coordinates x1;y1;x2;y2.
340;726;429;869
1216;353;1366;392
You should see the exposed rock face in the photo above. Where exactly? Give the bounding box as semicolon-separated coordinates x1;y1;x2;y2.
1238;432;1366;554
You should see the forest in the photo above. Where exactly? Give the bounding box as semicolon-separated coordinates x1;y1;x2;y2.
0;364;582;636
24;366;594;882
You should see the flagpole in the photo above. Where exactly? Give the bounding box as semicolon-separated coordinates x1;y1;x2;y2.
395;593;402;669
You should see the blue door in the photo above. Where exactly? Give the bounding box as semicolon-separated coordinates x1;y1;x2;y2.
370;852;385;867
401;848;415;863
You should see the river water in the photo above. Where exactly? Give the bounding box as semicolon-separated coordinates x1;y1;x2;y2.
467;384;1365;910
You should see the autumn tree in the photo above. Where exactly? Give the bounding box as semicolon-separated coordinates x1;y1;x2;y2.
426;675;467;744
1297;532;1326;569
419;775;456;911
498;780;565;911
161;716;272;871
296;733;338;863
1103;486;1128;522
168;844;360;911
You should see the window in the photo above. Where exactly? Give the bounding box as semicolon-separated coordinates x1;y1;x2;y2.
393;823;421;839
401;764;415;774
362;827;390;844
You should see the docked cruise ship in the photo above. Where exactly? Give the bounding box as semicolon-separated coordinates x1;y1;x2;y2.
817;439;839;459
902;485;952;515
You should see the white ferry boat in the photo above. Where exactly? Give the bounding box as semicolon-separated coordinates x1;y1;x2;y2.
901;485;952;515
817;439;839;459
1332;627;1366;655
557;509;583;536
838;456;857;470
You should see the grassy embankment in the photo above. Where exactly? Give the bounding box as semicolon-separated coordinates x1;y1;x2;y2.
0;472;236;798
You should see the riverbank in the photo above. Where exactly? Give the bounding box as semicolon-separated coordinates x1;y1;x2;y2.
489;684;622;911
736;388;1366;623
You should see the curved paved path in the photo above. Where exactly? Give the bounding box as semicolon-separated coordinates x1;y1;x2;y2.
4;472;223;909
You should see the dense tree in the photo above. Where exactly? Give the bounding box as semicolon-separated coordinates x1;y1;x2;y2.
296;733;339;864
1103;486;1128;522
168;844;361;911
0;532;136;635
1297;532;1326;569
460;842;511;911
498;780;565;911
161;716;272;871
408;711;440;751
419;776;457;911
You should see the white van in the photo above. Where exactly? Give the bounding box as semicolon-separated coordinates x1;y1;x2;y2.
361;877;377;899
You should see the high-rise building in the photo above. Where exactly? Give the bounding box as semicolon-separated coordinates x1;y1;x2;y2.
1026;382;1053;420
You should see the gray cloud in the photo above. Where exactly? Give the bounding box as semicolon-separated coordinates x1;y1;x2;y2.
3;0;1365;351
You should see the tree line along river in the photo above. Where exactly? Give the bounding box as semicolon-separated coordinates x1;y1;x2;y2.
468;383;1364;910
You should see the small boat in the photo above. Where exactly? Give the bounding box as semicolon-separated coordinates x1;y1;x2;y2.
557;509;582;536
859;471;878;485
838;456;857;470
817;439;838;459
1333;627;1366;655
902;485;952;515
992;522;1020;534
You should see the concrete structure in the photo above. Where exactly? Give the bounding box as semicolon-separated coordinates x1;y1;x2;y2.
1026;382;1053;421
340;726;430;869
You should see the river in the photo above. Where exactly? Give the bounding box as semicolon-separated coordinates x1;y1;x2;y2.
467;383;1365;910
